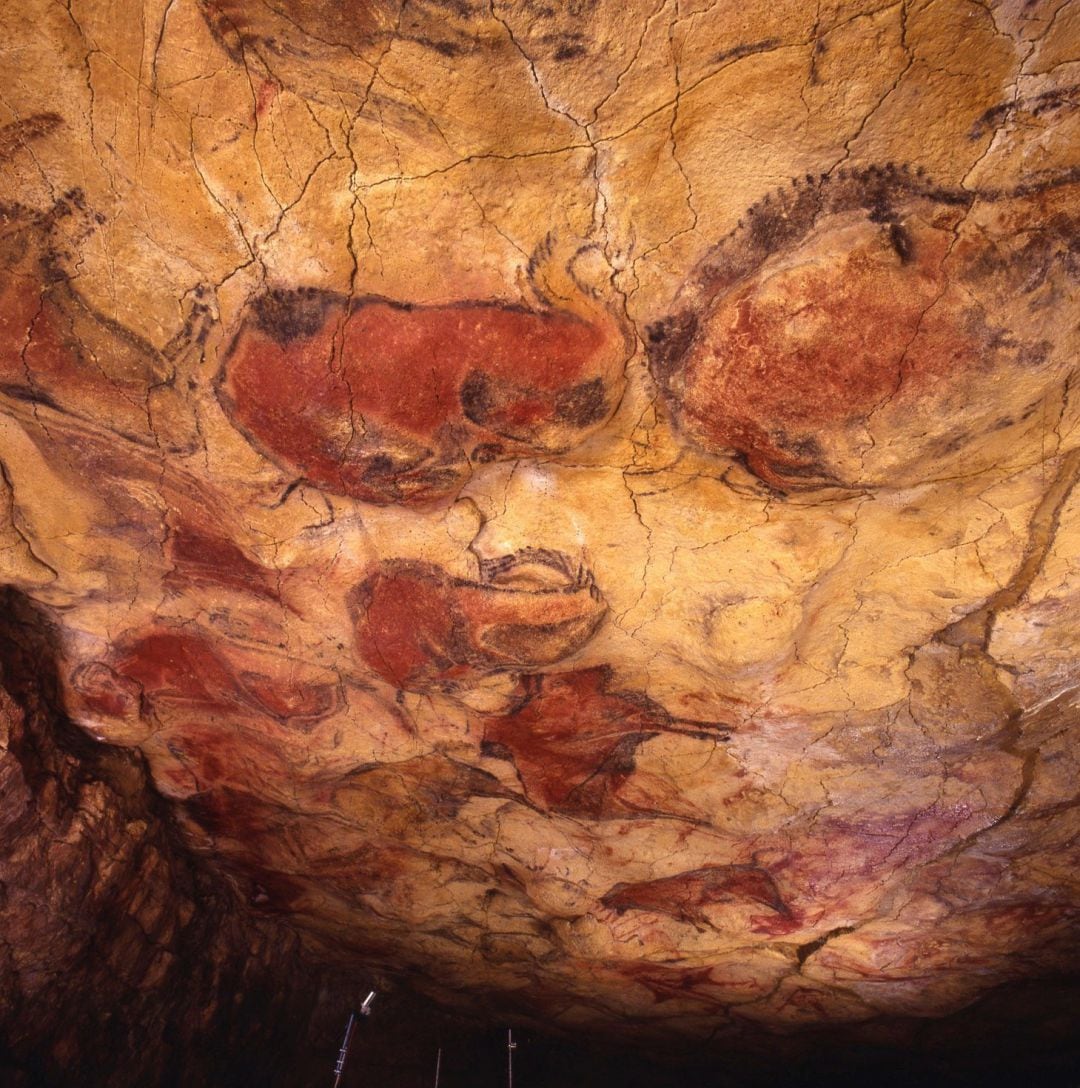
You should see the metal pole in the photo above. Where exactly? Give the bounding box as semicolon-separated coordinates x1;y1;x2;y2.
434;1046;442;1088
332;1013;356;1088
507;1028;517;1088
331;992;376;1088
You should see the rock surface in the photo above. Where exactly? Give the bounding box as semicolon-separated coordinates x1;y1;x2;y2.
0;589;377;1086
0;0;1078;1072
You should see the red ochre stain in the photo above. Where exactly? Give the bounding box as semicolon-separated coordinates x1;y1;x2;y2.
480;667;672;817
165;526;281;601
616;964;722;1006
0;277;48;385
0;268;165;440
312;842;416;896
203;0;390;57
168;727;287;789
671;221;981;488
350;559;606;691
334;755;518;824
190;817;309;912
601;864;793;930
112;630;238;708
245;868;307;912
0;280;100;414
217;290;624;504
183;784;294;847
71;660;143;720
236;670;339;725
100;628;340;732
254;78;279;118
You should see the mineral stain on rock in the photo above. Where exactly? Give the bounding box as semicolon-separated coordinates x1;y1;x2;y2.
200;0;481;69
0;198;184;448
479;666;726;819
81;627;343;736
350;553;607;690
4;0;1080;1078
218;288;627;504
648;167;1080;490
164;526;282;601
602;864;794;931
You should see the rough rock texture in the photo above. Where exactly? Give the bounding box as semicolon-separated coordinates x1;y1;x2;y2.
0;589;380;1087
1;0;1079;1079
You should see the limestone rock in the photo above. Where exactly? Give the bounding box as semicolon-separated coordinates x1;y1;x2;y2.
0;0;1078;1077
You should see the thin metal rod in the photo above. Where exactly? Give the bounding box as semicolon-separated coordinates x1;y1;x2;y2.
332;993;376;1088
507;1028;517;1088
332;1012;357;1088
433;1046;442;1088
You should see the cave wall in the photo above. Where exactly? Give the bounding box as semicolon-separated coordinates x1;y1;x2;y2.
0;0;1078;1082
0;588;378;1087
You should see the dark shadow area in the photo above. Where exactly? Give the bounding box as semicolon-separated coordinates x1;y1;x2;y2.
326;987;1080;1088
0;586;379;1088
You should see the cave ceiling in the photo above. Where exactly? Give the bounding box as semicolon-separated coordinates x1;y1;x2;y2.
1;0;1079;1048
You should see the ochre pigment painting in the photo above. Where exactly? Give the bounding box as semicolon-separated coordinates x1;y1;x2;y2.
0;0;1078;1084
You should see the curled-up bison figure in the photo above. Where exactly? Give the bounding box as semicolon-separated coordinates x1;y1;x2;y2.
218;279;630;505
648;165;1080;492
